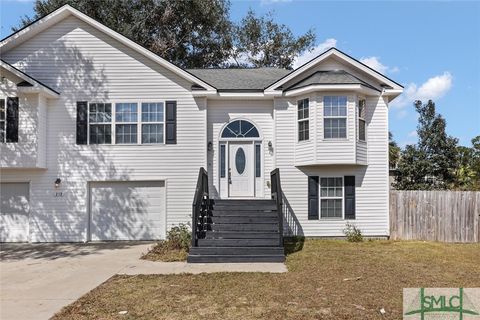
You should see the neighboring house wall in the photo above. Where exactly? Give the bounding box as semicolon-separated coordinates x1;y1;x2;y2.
1;15;206;241
274;94;390;237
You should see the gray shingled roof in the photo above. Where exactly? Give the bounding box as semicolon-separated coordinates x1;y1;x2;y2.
287;70;379;91
186;67;291;91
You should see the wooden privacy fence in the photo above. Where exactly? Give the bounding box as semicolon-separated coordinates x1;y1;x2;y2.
390;190;480;243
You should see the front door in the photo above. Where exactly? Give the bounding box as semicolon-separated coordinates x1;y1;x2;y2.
229;142;254;198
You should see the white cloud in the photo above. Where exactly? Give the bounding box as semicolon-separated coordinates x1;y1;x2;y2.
360;56;399;75
408;130;417;137
390;72;453;118
293;38;337;69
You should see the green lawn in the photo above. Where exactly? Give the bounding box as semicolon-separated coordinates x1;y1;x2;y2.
54;240;480;320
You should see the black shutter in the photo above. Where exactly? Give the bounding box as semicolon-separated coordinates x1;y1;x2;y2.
6;97;19;143
344;176;356;219
165;101;177;144
308;176;319;220
76;101;88;145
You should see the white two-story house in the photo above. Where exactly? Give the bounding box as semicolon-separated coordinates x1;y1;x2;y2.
0;5;403;245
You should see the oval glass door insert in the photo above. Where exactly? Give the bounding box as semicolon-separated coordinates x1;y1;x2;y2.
235;147;246;174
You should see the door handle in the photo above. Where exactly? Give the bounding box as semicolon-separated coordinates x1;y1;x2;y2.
228;168;232;184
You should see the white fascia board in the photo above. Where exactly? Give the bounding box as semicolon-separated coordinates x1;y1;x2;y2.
1;5;217;94
284;84;379;97
265;48;404;92
207;92;272;100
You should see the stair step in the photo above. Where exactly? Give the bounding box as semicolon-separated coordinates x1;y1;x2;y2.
187;255;285;263
211;223;279;231
213;204;278;211
205;231;279;239
211;210;277;217
189;246;284;255
198;238;280;247
214;199;275;205
210;216;278;224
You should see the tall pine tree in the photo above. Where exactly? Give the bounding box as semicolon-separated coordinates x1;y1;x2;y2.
394;100;458;190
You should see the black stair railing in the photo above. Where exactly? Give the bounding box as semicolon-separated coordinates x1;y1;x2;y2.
270;168;284;246
192;167;210;247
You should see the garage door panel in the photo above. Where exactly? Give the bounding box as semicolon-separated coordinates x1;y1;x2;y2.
89;181;165;241
0;182;29;242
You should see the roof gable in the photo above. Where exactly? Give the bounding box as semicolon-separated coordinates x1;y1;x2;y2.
0;5;216;93
1;59;60;98
265;48;404;94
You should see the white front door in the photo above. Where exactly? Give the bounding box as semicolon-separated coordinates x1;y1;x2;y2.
229;142;254;198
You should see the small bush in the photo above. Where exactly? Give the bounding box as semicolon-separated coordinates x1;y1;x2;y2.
166;224;191;251
343;222;363;242
142;224;191;262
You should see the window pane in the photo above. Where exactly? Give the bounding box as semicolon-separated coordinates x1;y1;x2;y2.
89;103;111;123
220;144;226;178
255;144;261;178
142;124;164;143
359;119;366;141
89;124;111;144
142;103;164;122
116;103;137;122
115;124;137;144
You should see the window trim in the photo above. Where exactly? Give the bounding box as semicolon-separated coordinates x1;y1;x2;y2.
88;102;112;145
297;98;310;142
86;100;166;145
357;98;367;142
323;95;348;140
319;176;344;220
0;98;6;143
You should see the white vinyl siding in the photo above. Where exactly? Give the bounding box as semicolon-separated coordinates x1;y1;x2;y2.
1;15;206;241
274;93;390;237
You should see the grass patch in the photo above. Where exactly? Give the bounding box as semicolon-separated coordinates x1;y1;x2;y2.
54;240;480;320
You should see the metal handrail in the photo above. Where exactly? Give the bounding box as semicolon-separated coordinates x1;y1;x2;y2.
270;168;284;246
191;167;209;247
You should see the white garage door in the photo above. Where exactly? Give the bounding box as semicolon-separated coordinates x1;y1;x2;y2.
0;182;30;242
89;181;165;241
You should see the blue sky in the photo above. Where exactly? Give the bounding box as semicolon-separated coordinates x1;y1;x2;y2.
1;0;479;147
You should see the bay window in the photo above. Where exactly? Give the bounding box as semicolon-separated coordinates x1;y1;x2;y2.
298;98;309;141
324;96;347;139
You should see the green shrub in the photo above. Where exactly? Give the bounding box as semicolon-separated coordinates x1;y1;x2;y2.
166;224;191;251
343;222;363;242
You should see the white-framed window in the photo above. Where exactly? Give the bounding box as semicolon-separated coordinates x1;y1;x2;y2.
115;103;138;144
324;96;347;139
298;98;309;141
358;99;366;141
320;177;343;219
141;102;164;144
89;103;112;144
0;98;5;143
86;101;165;145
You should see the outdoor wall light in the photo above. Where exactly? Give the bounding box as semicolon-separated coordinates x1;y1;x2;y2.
207;141;213;151
268;141;273;148
54;178;62;188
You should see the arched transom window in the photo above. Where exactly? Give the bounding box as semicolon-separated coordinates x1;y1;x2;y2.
221;120;260;138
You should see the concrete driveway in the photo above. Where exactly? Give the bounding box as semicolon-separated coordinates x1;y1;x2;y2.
0;242;152;320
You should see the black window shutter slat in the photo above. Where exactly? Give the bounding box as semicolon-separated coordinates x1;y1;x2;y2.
76;101;88;145
344;176;356;219
308;176;319;220
165;101;177;144
6;97;19;143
